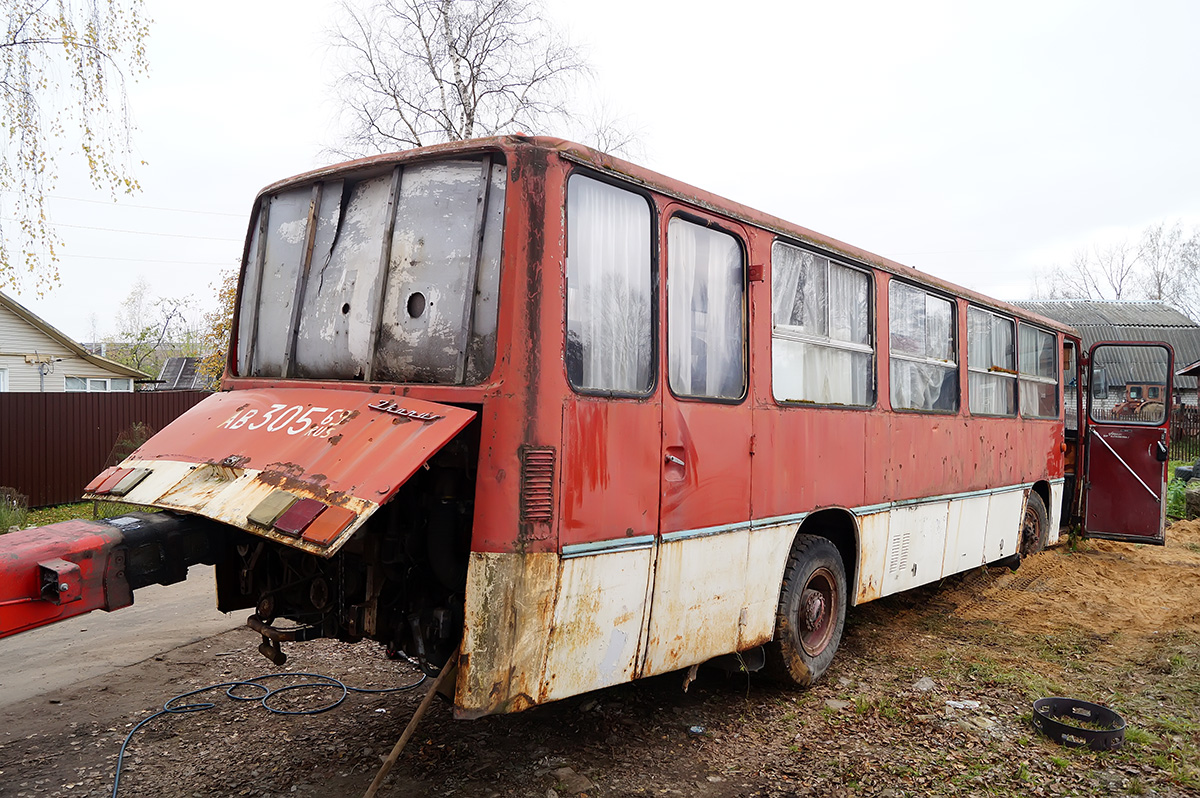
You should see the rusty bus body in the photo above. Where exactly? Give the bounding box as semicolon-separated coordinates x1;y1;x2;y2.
0;137;1173;717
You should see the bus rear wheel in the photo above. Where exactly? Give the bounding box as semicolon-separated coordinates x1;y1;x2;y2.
766;534;847;687
1020;491;1049;557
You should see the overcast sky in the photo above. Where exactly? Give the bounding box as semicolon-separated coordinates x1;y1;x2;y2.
10;0;1200;341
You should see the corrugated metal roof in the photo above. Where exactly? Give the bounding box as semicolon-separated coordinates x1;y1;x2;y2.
153;357;207;390
1013;300;1197;328
1012;300;1200;390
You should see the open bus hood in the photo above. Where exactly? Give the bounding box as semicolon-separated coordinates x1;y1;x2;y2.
84;388;476;556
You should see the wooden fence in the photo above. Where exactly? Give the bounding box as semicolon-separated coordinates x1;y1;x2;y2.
0;391;209;508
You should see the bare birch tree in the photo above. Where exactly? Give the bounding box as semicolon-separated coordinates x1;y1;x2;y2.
329;0;588;156
1039;221;1200;322
1044;243;1140;302
1138;221;1200;320
0;0;149;293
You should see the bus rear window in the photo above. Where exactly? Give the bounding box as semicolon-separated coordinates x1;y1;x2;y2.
236;157;506;384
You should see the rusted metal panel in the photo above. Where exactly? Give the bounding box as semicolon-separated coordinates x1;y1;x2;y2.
538;547;654;703
89;388;475;556
559;398;661;549
642;525;792;677
1084;425;1168;541
0;391;208;508
855;512;890;604
881;502;951;595
456;551;557;717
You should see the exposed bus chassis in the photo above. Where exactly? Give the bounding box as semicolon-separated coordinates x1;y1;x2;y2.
219;428;478;674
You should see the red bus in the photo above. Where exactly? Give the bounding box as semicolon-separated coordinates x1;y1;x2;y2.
1;137;1173;718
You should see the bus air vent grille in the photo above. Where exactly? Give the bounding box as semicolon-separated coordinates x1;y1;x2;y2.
520;446;556;523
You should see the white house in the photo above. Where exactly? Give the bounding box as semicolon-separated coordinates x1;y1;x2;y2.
0;291;146;392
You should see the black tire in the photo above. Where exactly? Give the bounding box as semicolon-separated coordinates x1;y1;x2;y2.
766;534;847;687
1020;491;1049;557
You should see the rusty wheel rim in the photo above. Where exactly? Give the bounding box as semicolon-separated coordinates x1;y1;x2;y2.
798;567;838;657
1021;502;1040;554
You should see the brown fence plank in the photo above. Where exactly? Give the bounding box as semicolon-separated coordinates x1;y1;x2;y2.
0;391;209;507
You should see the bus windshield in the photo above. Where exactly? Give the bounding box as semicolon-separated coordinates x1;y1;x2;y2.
235;156;506;385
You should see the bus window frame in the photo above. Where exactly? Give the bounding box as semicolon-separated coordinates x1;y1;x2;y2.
769;238;877;411
964;304;1018;418
663;209;750;405
887;278;961;415
1017;323;1060;420
563;169;661;400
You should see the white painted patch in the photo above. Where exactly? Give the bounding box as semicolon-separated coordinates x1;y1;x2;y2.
1048;481;1065;545
91;457;374;556
943;495;990;572
855;512;890;604
983;490;1024;562
641;524;794;677
883;502;950;594
643;531;748;675
539;547;653;703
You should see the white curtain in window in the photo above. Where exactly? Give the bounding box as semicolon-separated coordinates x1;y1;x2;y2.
889;282;957;411
829;266;869;345
1018;326;1058;418
668;219;744;399
773;342;872;405
967;308;1015;416
566;177;653;392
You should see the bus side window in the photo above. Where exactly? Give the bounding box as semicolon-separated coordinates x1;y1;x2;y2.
966;307;1016;416
667;217;746;400
1018;325;1058;418
770;242;874;407
1063;341;1078;431
565;175;654;394
889;282;958;412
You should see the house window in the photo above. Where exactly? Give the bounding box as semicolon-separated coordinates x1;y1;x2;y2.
889;281;958;412
771;241;873;406
966;307;1016;416
65;376;132;392
0;368;7;392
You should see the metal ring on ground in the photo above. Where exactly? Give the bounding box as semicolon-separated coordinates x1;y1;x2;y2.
1032;696;1126;751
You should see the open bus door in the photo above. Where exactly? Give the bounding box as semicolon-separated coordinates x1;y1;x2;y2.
1082;342;1173;544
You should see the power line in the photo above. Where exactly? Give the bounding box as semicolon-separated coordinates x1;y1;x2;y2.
37;193;245;218
0;216;240;242
60;253;239;266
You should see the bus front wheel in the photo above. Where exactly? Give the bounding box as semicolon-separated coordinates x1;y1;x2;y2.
767;534;847;687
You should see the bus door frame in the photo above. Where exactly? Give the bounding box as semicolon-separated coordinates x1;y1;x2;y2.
1081;341;1174;544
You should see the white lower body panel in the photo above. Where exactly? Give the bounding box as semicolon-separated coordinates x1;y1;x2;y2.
459;479;1064;715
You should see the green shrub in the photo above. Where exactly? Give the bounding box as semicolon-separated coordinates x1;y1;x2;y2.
0;488;29;533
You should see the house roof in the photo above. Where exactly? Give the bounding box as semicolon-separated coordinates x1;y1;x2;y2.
0;291;147;379
154;356;207;390
1012;300;1200;390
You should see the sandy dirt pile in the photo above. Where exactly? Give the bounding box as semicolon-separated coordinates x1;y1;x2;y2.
949;520;1200;638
